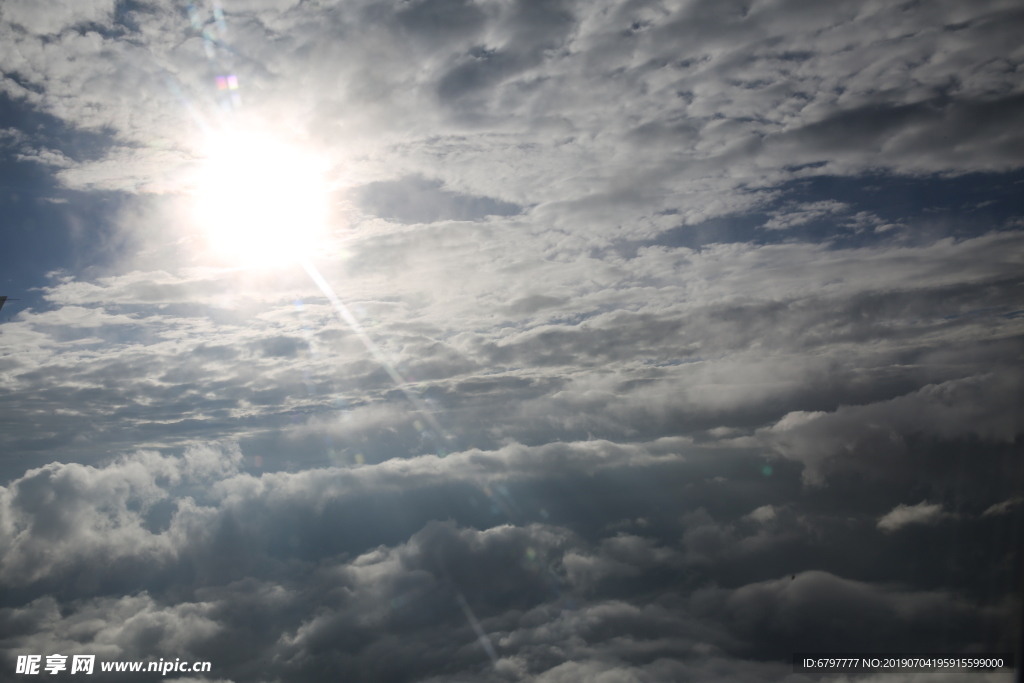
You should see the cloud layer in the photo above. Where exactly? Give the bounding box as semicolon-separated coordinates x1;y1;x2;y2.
1;444;1016;682
0;0;1021;681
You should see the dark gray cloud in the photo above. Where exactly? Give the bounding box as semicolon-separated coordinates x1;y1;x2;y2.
0;445;1016;681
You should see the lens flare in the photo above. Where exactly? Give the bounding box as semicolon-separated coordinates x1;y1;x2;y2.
193;131;327;267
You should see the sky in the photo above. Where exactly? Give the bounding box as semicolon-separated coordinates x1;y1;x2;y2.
0;1;1022;681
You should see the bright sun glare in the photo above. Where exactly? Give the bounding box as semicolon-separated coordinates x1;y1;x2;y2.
193;131;328;267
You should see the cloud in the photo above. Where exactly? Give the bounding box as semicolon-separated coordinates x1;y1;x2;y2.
759;372;1023;484
745;505;777;524
357;175;521;224
0;0;1017;202
698;570;1011;658
0;439;684;588
1;0;1022;680
0;0;116;36
982;497;1024;517
0;443;689;679
877;501;949;533
763;200;849;230
562;533;683;589
1;227;1020;482
1;435;1018;681
2;593;222;663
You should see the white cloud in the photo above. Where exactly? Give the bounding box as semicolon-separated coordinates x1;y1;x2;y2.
982;497;1024;517
745;505;777;524
0;0;1018;206
877;501;948;533
763;200;849;230
0;437;687;586
0;228;1020;481
0;0;116;36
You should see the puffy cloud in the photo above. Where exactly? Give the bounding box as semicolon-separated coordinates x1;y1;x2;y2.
745;505;777;524
2;593;221;663
0;450;180;585
562;533;683;589
877;501;949;533
0;438;685;588
759;372;1023;484
0;437;1017;681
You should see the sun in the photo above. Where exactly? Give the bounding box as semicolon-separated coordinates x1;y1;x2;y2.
192;130;328;267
